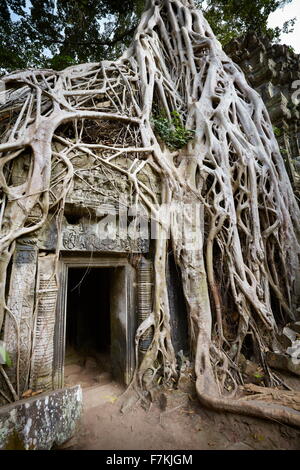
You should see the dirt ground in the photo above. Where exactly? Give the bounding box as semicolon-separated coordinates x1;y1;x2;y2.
58;351;300;451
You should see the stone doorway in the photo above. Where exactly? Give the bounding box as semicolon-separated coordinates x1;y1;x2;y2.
64;267;113;388
53;255;136;390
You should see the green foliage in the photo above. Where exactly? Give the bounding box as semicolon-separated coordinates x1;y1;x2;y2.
0;0;145;74
280;147;288;156
152;110;195;150
273;126;282;137
287;100;298;112
48;54;77;71
253;372;264;379
282;18;296;35
287;46;295;54
0;342;12;366
195;0;295;46
0;0;295;74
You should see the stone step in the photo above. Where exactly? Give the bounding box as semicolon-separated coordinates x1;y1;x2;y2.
266;351;300;376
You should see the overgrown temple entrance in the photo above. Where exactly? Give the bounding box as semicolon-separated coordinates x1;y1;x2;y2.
53;255;136;390
64;267;112;388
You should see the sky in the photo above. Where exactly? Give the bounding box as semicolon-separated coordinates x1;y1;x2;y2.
268;0;300;52
10;0;300;55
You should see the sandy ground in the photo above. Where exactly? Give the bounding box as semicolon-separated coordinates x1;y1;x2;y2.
58;352;300;451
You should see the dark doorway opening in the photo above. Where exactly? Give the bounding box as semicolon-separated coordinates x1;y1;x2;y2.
167;252;189;357
64;267;112;388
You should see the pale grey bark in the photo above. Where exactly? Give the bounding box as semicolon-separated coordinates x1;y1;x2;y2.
0;0;300;425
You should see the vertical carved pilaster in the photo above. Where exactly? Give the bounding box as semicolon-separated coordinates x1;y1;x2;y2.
4;243;38;397
137;258;153;352
29;254;58;391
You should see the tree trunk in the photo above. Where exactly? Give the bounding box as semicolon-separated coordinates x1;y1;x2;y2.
0;0;300;425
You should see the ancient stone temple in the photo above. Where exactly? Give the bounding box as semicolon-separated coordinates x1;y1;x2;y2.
225;33;300;194
2;132;135;395
1;0;300;437
0;109;189;402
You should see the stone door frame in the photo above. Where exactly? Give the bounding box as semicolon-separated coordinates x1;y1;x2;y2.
53;254;136;389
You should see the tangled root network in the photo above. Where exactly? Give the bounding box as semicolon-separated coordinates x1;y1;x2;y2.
0;0;300;426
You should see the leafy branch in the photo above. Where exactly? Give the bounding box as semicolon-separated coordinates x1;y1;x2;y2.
152;110;195;150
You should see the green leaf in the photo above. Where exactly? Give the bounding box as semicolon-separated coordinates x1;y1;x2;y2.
0;343;12;367
253;372;264;379
273;126;282;137
152;109;195;150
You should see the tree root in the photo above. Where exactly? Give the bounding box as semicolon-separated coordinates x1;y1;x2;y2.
0;0;299;427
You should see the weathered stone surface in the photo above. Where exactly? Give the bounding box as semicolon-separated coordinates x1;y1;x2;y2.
61;215;149;253
266;351;300;377
0;385;82;450
278;333;293;350
37;218;58;251
279;327;298;349
289;322;300;335
286;340;300;359
3;243;38;395
30;254;58;391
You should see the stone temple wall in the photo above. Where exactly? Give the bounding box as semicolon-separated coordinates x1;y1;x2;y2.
0;145;159;403
225;33;300;195
2;31;300;408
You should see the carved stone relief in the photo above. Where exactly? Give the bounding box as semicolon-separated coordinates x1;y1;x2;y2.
3;243;38;396
29;254;58;391
60;216;149;253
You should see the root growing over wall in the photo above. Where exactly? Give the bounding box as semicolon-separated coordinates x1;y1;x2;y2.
0;0;300;426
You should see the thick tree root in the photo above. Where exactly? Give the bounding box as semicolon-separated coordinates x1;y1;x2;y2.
0;0;300;426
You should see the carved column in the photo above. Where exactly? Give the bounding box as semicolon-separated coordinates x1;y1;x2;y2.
3;243;38;397
29;254;58;391
137;258;153;352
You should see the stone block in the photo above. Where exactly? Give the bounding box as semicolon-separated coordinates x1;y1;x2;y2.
286;340;300;359
288;322;300;334
280;327;297;348
277;333;292;349
266;351;300;377
0;385;82;450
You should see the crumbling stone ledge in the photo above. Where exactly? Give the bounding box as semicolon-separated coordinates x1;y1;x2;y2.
0;385;82;450
266;352;300;377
